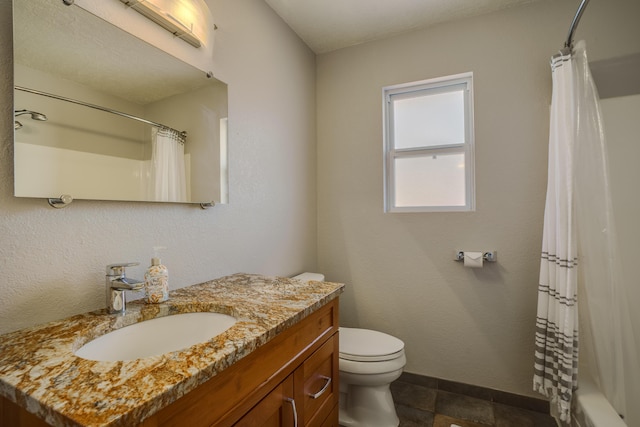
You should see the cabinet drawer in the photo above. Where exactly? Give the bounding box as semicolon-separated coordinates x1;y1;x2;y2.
234;376;296;427
296;333;339;427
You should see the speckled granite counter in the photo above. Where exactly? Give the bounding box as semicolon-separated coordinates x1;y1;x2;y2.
0;274;344;427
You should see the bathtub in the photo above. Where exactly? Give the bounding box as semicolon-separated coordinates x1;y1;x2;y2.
572;376;626;427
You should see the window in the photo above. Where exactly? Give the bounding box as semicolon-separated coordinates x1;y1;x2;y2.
383;73;475;212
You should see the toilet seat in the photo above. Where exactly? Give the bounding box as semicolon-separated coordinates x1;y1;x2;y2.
339;327;404;362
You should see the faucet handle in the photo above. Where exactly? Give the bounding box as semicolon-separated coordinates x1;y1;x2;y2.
106;262;139;276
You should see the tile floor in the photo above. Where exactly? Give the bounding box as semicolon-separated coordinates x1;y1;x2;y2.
391;373;558;427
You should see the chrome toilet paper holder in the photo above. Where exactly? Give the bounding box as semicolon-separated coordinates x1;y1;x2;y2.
454;250;497;262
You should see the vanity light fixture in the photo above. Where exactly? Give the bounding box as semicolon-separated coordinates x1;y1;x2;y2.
119;0;210;48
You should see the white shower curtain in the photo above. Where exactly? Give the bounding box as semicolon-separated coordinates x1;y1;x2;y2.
534;40;631;423
533;44;579;423
572;41;631;420
148;127;187;202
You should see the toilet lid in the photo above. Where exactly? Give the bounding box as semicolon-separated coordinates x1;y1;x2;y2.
339;327;405;362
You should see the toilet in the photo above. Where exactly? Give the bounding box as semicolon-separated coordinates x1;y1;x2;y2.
291;273;406;427
338;327;406;427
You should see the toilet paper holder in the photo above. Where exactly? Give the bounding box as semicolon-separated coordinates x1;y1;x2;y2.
454;250;497;262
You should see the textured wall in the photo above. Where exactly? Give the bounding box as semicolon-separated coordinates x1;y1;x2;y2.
0;0;317;334
316;0;640;398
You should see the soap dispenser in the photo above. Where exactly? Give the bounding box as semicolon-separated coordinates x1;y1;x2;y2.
144;250;168;303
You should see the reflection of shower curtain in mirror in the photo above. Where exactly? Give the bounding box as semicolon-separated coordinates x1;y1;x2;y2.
148;127;187;202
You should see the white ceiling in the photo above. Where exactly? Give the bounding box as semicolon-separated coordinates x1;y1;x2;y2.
265;0;543;54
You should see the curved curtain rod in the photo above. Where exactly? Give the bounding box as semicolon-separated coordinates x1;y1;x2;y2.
14;85;187;139
565;0;590;50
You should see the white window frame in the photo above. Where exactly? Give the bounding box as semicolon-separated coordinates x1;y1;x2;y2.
383;72;475;213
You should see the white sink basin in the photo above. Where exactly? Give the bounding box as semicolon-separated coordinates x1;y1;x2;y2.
75;312;237;361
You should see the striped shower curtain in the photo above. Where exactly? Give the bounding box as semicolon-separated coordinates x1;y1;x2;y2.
533;48;579;423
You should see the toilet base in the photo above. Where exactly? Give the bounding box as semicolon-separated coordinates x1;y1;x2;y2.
338;382;399;427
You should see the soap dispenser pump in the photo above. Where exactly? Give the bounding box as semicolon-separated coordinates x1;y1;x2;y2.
144;251;168;303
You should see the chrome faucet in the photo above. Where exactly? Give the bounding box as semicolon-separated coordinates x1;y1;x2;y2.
106;263;144;314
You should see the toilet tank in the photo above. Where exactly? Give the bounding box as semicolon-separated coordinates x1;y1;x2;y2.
292;272;325;282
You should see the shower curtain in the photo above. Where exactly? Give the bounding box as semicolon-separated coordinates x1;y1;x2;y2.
533;44;579;423
533;40;631;423
148;127;187;202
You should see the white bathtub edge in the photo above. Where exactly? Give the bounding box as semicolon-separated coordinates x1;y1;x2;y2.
572;376;626;427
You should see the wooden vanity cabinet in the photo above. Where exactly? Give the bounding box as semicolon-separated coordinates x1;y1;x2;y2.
0;299;339;427
233;333;338;427
144;298;340;427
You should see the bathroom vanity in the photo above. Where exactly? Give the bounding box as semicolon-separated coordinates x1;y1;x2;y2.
0;274;343;426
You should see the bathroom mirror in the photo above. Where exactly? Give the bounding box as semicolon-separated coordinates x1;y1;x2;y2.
12;0;228;205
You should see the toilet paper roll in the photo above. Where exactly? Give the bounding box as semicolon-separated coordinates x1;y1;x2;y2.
464;251;484;268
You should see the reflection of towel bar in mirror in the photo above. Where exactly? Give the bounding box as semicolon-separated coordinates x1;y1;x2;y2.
15;85;187;139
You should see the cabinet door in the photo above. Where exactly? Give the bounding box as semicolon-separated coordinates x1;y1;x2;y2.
234;375;297;427
317;406;339;427
296;334;339;427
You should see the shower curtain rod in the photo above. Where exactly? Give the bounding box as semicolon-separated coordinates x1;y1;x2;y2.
564;0;590;51
15;85;187;139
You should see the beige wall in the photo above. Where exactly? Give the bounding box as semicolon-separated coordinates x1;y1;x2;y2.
317;0;640;398
0;0;317;334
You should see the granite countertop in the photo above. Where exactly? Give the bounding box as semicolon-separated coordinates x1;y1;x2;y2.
0;273;344;427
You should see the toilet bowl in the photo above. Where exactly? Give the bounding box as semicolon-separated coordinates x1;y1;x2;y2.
290;273;406;427
338;327;406;427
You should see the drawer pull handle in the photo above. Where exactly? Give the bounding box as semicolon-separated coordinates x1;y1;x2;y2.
308;375;332;399
285;397;298;427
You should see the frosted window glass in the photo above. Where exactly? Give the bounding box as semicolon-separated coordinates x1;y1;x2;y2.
383;73;474;212
393;90;464;149
394;153;466;207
